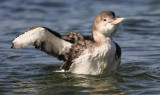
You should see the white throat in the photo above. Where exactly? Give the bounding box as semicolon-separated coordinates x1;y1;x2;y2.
93;31;112;44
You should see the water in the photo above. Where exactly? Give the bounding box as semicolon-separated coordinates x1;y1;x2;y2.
0;0;160;94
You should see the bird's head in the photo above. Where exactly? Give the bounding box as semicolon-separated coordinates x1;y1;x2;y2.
93;11;124;37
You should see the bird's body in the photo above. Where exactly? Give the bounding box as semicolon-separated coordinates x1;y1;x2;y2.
11;11;124;75
69;37;120;75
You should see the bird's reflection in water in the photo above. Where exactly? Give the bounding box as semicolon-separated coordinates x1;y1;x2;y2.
12;71;127;95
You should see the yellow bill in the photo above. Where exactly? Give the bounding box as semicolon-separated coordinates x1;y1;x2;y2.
112;17;125;24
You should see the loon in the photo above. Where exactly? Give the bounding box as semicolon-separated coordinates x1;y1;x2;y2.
11;11;124;75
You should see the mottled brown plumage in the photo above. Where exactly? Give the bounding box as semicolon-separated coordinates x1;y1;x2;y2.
61;32;94;70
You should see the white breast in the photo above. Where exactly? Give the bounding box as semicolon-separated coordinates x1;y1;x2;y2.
69;38;119;75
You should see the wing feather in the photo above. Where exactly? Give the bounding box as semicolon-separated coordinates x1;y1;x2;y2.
11;26;72;61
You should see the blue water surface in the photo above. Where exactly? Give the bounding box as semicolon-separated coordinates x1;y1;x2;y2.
0;0;160;95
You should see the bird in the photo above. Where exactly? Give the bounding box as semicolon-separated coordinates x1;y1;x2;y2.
11;11;124;75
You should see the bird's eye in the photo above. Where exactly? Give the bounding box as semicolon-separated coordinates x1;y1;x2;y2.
103;19;106;21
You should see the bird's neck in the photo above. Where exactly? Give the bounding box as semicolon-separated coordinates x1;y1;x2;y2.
93;30;112;45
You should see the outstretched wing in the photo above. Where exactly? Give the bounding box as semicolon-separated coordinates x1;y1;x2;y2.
11;26;72;61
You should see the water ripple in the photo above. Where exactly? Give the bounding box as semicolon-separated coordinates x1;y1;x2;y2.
0;0;160;95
